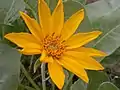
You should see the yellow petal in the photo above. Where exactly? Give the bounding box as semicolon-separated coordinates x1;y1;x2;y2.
64;51;104;70
52;0;64;35
4;33;41;48
64;31;102;49
71;47;107;57
48;60;65;89
20;11;43;41
38;0;52;36
40;51;53;63
58;56;88;83
61;9;84;41
40;50;47;62
19;48;41;55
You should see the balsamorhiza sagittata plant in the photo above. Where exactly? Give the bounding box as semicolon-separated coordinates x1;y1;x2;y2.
4;0;107;89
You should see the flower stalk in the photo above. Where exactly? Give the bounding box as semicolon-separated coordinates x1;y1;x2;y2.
41;63;46;90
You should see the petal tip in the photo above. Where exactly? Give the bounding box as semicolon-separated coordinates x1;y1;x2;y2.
101;52;107;56
84;76;89;83
4;34;8;39
57;81;64;89
80;8;84;12
80;8;84;15
96;65;104;70
19;11;27;19
79;9;84;14
4;33;11;39
58;0;62;4
98;31;102;34
39;0;45;4
96;49;108;57
75;9;84;18
18;49;23;54
55;75;65;89
92;31;102;37
100;66;104;70
19;11;24;16
96;31;102;35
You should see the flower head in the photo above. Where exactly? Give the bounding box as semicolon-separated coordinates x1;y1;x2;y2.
4;0;106;89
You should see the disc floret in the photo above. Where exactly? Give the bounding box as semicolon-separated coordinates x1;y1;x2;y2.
43;33;65;59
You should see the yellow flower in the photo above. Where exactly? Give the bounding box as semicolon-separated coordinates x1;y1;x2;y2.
4;0;106;89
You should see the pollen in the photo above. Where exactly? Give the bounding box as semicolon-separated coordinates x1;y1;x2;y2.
43;33;65;59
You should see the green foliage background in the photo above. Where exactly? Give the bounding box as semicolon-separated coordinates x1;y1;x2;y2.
0;0;120;90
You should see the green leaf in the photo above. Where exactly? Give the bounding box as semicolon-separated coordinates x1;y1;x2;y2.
4;0;25;24
0;24;13;40
64;0;92;32
70;79;86;90
73;0;86;5
0;44;21;90
0;9;6;24
87;71;109;90
85;0;120;55
24;0;37;9
101;47;120;67
0;0;25;24
0;23;26;42
24;0;38;20
0;0;13;10
34;58;41;73
98;82;119;90
48;0;58;12
0;0;13;23
101;47;120;88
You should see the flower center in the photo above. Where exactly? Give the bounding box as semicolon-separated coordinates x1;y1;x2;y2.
43;33;65;59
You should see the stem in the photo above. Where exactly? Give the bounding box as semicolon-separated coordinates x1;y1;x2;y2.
51;82;55;90
63;73;74;90
20;63;40;90
29;55;34;72
19;84;36;90
1;25;5;40
41;63;46;90
33;74;41;80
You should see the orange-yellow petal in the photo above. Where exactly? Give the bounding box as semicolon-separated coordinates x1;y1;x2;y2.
58;56;88;83
20;11;43;41
61;9;84;41
71;47;107;57
19;48;41;55
48;60;65;89
38;0;52;36
40;51;53;63
40;50;47;62
4;33;41;48
52;0;64;35
64;31;102;49
64;51;104;70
